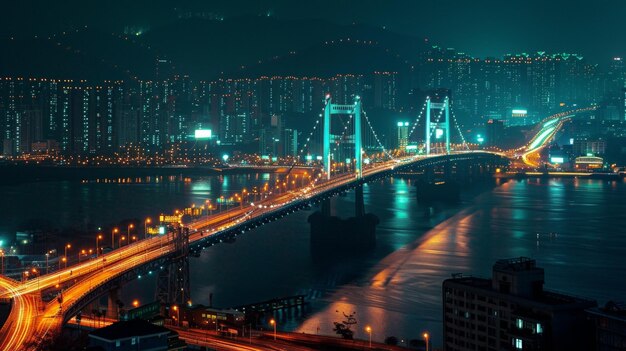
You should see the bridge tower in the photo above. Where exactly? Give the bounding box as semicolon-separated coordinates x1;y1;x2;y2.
156;226;191;307
425;96;451;155
323;94;363;180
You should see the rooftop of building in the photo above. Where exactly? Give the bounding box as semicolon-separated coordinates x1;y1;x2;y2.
493;257;538;272
587;301;626;322
89;319;174;341
444;275;596;307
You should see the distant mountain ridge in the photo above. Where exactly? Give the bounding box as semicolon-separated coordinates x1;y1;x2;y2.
0;16;428;81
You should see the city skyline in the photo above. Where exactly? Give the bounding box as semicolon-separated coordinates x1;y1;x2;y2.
0;2;625;351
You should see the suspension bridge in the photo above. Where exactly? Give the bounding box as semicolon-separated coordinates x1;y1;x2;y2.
0;93;510;350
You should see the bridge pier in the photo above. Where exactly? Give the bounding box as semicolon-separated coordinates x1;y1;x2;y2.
308;184;379;256
321;198;331;217
106;287;120;320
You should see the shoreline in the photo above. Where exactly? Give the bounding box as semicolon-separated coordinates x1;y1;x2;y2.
0;164;303;185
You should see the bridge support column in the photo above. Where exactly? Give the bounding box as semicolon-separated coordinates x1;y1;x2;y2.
321;198;331;217
107;288;120;320
308;185;378;257
355;184;365;217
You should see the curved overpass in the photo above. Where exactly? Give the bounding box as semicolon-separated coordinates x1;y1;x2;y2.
0;151;507;350
518;106;597;167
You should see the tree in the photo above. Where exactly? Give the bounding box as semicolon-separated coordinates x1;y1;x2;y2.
332;310;357;340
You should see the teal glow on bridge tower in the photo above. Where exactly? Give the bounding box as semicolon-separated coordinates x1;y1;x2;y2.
323;94;363;180
425;96;451;155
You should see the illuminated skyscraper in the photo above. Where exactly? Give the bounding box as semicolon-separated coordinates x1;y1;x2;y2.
397;121;409;149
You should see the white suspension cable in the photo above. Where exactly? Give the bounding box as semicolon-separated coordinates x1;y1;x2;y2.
407;101;427;139
450;108;470;150
363;110;395;160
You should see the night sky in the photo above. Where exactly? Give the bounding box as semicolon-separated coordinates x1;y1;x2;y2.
2;0;625;62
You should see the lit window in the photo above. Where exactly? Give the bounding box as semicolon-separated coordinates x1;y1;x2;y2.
516;318;523;329
536;323;543;334
131;337;136;345
513;338;523;349
116;340;121;347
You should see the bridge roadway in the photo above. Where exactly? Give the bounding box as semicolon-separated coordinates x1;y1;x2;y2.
0;151;502;351
517;106;596;167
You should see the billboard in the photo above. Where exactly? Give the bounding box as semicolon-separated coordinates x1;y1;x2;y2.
159;215;181;224
550;157;565;164
194;129;212;139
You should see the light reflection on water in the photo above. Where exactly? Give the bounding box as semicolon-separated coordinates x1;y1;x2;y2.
296;178;626;347
1;175;624;348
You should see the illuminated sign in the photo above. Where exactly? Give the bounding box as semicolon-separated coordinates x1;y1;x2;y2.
305;155;313;161
261;155;270;160
159;226;166;235
551;157;565;164
512;109;528;118
435;128;444;139
405;145;418;150
159;215;181;224
194;129;212;139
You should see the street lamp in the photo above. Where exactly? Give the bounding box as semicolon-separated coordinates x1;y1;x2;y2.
127;223;134;240
79;249;86;263
111;228;119;249
270;319;276;340
132;299;139;308
61;256;67;269
423;332;429;351
144;218;151;239
119;235;126;248
64;244;71;268
96;234;103;257
172;305;180;326
365;326;372;348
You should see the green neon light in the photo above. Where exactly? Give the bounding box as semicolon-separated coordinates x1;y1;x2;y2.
543;119;558;128
529;127;556;150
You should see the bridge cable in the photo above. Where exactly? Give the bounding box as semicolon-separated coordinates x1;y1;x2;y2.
407;100;428;140
450;106;470;150
362;110;395;160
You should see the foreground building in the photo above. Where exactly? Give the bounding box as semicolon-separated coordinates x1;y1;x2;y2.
443;257;596;351
587;301;626;350
88;319;186;351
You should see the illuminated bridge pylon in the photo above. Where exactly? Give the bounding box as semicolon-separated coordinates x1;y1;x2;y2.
425;96;451;155
323;94;363;180
156;225;191;307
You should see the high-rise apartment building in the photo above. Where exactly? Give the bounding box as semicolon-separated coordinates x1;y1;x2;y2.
443;257;596;351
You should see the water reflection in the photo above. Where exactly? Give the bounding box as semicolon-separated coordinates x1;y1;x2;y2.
1;175;624;349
